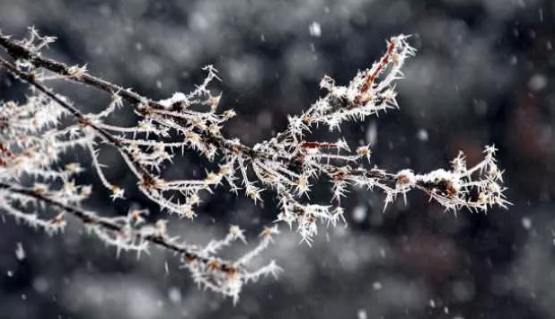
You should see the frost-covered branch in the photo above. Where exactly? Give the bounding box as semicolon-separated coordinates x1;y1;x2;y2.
0;28;509;302
0;182;280;303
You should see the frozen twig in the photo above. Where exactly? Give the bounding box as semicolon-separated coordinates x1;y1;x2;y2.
0;28;509;302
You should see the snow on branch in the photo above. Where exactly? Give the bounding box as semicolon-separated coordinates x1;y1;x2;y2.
0;28;509;302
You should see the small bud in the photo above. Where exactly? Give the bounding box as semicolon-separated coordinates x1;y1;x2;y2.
222;109;236;120
110;185;125;200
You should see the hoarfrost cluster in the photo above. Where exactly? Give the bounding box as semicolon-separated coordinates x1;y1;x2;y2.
0;28;508;302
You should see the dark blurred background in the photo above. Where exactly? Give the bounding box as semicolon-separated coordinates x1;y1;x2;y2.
0;0;554;318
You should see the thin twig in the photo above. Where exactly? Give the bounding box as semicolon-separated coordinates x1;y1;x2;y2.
0;181;239;273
